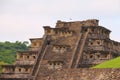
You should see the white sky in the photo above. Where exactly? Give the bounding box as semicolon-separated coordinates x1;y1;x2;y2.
0;0;120;42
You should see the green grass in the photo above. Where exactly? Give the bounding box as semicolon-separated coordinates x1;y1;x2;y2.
93;57;120;68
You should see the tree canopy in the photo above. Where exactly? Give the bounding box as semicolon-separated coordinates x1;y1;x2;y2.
0;41;29;64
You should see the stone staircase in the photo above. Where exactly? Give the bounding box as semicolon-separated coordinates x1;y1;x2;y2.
74;31;89;68
69;31;89;68
69;33;82;68
30;35;49;80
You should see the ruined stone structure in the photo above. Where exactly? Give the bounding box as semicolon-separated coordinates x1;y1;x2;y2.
0;19;120;80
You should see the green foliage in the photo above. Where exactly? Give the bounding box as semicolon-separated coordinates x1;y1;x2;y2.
93;57;120;68
0;41;29;64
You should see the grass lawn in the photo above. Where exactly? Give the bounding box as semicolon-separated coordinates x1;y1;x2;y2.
93;56;120;68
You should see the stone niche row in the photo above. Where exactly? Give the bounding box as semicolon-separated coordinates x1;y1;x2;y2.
47;61;63;70
16;52;37;61
52;45;70;53
82;26;110;39
2;66;32;73
88;39;103;46
88;39;120;52
83;51;111;60
44;26;73;37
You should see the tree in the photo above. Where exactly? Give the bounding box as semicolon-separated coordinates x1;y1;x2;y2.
0;41;29;64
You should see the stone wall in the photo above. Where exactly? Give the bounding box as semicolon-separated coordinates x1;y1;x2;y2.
42;68;120;80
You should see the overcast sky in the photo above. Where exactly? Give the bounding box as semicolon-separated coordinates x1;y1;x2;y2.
0;0;120;42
